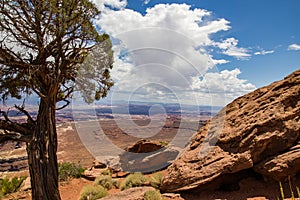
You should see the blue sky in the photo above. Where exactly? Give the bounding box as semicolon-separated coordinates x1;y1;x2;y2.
127;0;300;87
91;0;300;105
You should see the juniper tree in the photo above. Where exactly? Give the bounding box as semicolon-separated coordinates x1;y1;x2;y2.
0;0;113;199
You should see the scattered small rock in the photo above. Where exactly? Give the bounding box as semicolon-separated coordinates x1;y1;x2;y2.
162;193;184;200
83;168;103;181
21;177;31;191
93;160;107;169
112;171;130;178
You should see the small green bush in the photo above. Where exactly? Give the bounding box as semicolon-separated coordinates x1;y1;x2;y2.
149;173;163;189
79;185;108;200
112;179;120;189
159;141;168;146
0;177;26;196
58;162;85;181
120;172;147;190
94;175;113;190
144;189;162;200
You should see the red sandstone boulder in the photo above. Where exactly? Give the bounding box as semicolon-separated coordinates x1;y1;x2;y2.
161;69;300;192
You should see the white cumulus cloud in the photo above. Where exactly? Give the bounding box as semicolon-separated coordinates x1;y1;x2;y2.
254;50;275;55
215;38;251;60
92;0;127;10
93;3;256;105
288;44;300;51
144;0;151;5
192;68;256;105
211;58;229;65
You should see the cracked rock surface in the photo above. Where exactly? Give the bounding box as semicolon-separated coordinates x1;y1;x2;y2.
161;69;300;192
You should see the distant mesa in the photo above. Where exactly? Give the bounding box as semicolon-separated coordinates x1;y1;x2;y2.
119;139;180;173
125;139;165;153
161;69;300;192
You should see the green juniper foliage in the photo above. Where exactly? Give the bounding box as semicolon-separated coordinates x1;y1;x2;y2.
0;0;113;199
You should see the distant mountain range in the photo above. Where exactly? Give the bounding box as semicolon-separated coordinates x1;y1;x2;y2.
3;97;222;121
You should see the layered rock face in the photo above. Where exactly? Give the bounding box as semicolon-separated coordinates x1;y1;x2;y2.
161;69;300;192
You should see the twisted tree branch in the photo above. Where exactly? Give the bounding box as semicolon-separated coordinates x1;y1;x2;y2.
0;129;32;142
56;99;70;110
14;103;36;125
0;109;33;142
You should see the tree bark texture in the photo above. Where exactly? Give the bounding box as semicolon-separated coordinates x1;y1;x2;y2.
26;97;61;200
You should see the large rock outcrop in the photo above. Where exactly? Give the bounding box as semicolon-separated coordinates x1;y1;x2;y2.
161;69;300;192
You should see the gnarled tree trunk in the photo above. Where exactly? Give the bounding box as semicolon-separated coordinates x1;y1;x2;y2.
26;97;61;200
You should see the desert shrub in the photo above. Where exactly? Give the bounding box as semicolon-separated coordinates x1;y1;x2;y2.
58;162;85;181
120;172;147;190
144;189;162;200
94;175;113;190
149;173;163;189
159;141;168;146
112;179;120;189
79;185;108;200
0;177;26;196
